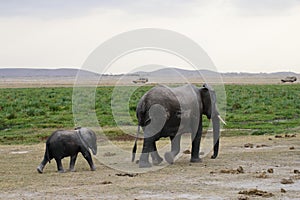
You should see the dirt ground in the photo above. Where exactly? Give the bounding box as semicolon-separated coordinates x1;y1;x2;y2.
0;75;288;88
0;134;299;200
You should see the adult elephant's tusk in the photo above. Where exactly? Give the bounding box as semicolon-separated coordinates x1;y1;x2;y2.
218;115;227;125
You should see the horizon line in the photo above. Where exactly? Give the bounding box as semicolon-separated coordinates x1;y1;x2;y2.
0;67;299;75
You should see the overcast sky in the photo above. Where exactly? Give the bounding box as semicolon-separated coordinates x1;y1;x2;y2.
0;0;300;73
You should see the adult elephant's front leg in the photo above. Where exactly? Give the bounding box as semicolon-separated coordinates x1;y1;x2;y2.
139;137;155;168
190;120;202;163
164;135;181;164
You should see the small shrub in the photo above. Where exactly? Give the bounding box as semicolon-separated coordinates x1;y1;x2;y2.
232;103;241;110
26;108;36;117
6;112;17;120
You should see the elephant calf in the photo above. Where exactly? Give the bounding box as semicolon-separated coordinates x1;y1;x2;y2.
37;127;97;173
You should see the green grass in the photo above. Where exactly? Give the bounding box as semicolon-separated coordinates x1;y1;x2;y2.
225;84;300;135
0;84;299;144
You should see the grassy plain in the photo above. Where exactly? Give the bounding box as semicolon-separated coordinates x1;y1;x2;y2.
0;83;299;199
0;84;300;144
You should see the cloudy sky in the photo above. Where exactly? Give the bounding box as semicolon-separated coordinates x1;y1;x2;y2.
0;0;300;73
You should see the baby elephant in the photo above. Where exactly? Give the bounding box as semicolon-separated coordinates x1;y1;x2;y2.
37;127;97;173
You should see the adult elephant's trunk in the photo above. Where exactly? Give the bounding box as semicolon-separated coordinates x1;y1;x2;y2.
211;115;220;159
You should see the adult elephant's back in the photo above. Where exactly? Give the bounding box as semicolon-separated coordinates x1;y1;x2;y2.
136;85;181;129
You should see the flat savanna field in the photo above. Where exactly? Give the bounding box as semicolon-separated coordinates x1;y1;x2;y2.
0;79;299;199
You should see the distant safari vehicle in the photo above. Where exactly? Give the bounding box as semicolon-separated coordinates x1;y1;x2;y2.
133;77;148;84
281;76;297;83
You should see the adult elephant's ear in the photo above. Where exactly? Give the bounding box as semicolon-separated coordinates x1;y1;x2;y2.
200;84;212;119
79;128;97;155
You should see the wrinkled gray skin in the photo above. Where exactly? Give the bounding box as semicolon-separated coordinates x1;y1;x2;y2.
37;127;97;173
133;84;220;168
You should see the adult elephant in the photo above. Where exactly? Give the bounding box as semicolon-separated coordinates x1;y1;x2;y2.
37;127;97;173
132;84;225;168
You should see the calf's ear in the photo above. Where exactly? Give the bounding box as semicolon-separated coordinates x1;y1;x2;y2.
79;129;97;155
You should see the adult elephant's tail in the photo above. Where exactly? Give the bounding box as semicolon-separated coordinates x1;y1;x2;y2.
132;126;140;162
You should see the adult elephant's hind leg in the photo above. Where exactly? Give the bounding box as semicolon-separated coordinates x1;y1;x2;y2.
151;141;163;166
164;135;181;164
139;137;155;168
69;153;78;172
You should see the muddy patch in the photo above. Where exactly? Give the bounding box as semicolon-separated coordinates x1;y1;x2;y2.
100;181;112;185
275;134;296;138
238;189;274;198
219;166;244;174
281;178;294;184
103;152;116;157
243;143;269;148
115;173;138;177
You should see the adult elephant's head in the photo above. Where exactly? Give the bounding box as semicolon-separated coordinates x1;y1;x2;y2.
200;84;225;159
76;127;97;155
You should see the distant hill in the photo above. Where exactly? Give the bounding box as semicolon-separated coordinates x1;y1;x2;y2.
137;68;220;77
0;67;298;78
0;67;299;86
0;68;99;77
134;67;299;78
223;71;299;77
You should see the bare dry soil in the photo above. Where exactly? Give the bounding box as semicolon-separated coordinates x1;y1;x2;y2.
0;134;299;200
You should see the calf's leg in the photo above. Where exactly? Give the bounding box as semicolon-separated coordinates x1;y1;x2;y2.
69;153;78;172
82;151;96;171
37;156;49;173
55;158;65;173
